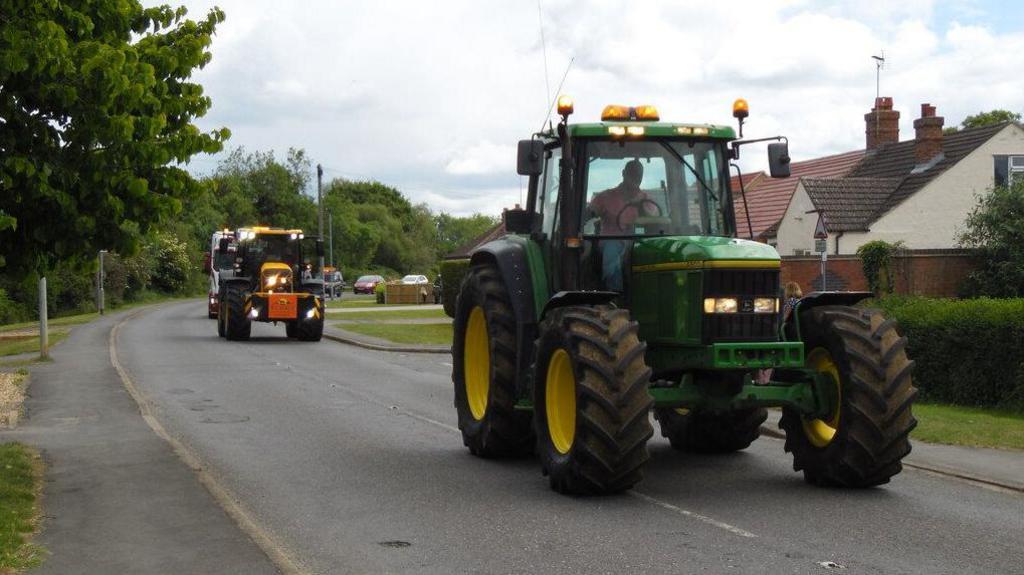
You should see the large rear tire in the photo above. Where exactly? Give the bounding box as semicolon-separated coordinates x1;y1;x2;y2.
451;264;533;457
533;305;653;495
224;285;252;341
655;407;767;453
780;306;916;487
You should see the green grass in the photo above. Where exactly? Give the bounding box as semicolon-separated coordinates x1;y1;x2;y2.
0;312;97;333
338;322;453;345
334;309;447;321
913;403;1024;450
0;332;69;357
326;298;403;309
0;443;44;571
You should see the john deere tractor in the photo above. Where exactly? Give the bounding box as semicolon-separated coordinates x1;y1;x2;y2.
217;226;325;342
452;97;916;495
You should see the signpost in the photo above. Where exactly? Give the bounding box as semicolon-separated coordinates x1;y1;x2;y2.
814;214;829;291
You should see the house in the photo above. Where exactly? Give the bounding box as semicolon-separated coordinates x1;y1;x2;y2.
776;100;1024;255
732;150;864;242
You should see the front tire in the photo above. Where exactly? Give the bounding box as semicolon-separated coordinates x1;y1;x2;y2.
451;264;533;457
224;285;252;341
780;306;916;487
533;305;653;495
655;407;767;453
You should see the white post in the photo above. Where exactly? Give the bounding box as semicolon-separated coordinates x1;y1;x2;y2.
821;249;828;292
39;277;48;359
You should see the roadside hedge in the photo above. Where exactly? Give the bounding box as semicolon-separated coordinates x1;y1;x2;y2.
872;297;1024;410
439;259;470;318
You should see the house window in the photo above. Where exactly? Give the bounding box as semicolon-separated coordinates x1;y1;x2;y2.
994;155;1024;187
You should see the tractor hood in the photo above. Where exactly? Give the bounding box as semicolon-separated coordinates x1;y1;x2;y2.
631;236;780;270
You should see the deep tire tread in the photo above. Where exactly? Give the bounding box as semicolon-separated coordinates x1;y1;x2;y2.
779;306;917;488
534;305;654;495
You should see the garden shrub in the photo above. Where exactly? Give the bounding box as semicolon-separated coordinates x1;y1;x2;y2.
872;296;1024;410
439;259;469;318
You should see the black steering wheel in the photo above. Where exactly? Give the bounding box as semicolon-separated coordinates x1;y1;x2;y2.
615;198;663;233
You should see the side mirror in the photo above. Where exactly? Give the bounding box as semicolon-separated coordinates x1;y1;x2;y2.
768;142;791;178
517;140;544;176
203;252;212;274
504;208;534;234
316;239;325;257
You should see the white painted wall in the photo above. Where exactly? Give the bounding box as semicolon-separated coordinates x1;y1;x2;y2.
775;124;1024;254
776;181;838;255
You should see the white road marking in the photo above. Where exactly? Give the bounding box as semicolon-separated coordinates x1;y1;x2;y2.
629;491;758;538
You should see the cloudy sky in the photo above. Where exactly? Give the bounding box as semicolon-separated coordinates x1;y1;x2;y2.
169;0;1024;216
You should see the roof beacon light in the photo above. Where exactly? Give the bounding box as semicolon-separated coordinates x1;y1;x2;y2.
732;98;749;119
634;105;660;121
602;105;631;121
557;95;574;116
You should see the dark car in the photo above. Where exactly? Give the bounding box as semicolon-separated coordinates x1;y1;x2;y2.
353;274;384;294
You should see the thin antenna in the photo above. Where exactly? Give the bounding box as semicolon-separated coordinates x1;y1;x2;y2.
872;51;885;143
538;1;551;110
538;56;575;132
872;51;885;101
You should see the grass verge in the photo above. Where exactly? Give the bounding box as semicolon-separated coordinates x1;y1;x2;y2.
0;443;45;572
333;309;447;321
338;322;452;346
0;332;69;358
0;313;96;334
327;298;406;309
913;403;1024;450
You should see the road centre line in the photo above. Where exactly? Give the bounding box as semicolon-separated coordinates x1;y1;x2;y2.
629;491;759;538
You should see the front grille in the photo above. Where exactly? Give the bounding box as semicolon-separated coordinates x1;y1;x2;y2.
703;269;780;343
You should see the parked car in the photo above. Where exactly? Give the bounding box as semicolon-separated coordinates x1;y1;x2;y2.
400;274;429;285
353;274;384;294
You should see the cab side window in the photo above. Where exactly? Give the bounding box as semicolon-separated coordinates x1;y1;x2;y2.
540;147;562;235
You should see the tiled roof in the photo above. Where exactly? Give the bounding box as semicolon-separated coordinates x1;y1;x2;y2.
733;150;865;239
847;122;1010;221
801;177;902;231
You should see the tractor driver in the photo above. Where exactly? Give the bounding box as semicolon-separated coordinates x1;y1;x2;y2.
586;159;656;291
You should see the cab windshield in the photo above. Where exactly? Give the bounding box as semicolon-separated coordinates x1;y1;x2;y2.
582;139;732;238
249;234;299;266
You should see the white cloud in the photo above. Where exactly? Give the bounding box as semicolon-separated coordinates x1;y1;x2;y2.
166;0;1024;215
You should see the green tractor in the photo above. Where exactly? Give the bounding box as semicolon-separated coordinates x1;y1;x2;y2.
217;226;326;342
452;97;916;495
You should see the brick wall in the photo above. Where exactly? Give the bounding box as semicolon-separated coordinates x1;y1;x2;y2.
781;249;979;297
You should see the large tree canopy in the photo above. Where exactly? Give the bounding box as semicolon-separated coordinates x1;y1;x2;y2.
958;180;1024;297
945;109;1022;133
0;1;229;275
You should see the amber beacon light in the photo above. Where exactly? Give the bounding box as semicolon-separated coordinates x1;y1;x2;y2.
557;95;574;116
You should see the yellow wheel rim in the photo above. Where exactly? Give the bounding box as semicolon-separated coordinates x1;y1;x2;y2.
546;348;576;454
463;306;490;421
802;347;842;448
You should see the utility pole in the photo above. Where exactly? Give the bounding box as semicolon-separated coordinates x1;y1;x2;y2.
317;164;325;277
98;250;107;315
328;210;334;268
39;277;48;359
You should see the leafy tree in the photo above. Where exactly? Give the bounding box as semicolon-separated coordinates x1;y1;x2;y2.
958;181;1024;297
0;1;230;276
210;147;314;230
435;212;500;260
945;109;1022;133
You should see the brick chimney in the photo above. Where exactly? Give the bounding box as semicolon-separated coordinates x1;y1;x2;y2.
913;103;944;163
865;97;900;150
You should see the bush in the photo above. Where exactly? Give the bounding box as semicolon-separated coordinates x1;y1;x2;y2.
374;281;386;304
873;296;1024;410
439;259;470;318
957;182;1024;297
0;288;31;325
856;240;903;296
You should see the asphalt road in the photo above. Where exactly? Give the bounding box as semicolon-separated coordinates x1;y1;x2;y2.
117;300;1024;574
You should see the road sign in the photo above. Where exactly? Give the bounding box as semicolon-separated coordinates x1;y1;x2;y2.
815;239;827;253
814;214;828;239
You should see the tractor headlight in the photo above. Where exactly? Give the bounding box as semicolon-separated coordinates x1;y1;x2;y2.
306;308;316;319
704;297;738;314
265;274;279;288
249;308;259;318
754;297;779;314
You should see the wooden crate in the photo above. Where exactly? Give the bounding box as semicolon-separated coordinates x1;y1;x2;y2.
384;283;429;304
